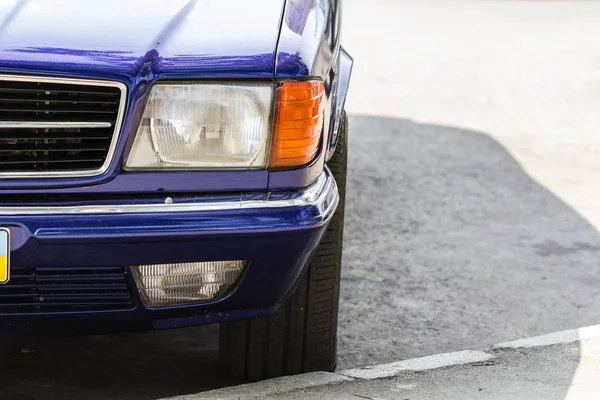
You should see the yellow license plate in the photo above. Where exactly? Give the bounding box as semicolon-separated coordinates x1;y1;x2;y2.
0;228;9;284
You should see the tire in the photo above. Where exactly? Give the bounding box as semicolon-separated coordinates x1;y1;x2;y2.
219;113;348;381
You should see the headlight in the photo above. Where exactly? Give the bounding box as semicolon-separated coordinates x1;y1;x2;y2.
125;81;325;170
125;83;274;170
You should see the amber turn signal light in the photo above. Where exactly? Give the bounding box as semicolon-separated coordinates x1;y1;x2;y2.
270;80;325;169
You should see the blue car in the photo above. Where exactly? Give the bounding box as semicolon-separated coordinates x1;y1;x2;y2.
0;0;352;380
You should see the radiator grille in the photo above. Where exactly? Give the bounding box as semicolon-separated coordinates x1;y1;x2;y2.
0;266;135;313
0;76;125;176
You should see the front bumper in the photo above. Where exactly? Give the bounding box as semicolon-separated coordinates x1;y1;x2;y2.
0;168;338;336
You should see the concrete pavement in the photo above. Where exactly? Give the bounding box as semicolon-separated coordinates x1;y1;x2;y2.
171;325;600;400
338;0;600;369
2;1;600;398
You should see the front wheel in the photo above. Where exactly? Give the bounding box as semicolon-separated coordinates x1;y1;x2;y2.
219;113;348;381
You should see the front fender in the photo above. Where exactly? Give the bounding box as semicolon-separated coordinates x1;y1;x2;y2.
269;0;352;188
327;47;353;160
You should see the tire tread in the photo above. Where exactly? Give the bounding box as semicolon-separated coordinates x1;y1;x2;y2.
220;113;348;380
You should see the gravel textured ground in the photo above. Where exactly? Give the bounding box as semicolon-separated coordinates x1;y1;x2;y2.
338;116;600;368
2;0;600;399
338;0;600;368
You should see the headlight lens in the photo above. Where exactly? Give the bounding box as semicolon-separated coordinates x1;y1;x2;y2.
125;83;273;170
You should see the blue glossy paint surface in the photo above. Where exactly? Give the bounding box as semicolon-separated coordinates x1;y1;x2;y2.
275;0;340;79
0;225;326;334
0;192;331;333
0;0;284;78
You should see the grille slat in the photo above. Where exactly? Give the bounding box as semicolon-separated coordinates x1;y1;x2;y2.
0;293;37;299
0;94;119;105
0;156;106;165
33;284;127;291
39;291;129;301
0;82;122;96
0;284;36;289
0;144;109;152
0;89;119;98
0;106;116;114
0;76;124;174
0;131;113;140
36;273;126;281
40;301;134;307
0;112;114;121
0;267;135;313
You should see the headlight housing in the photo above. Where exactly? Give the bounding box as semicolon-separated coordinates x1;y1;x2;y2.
125;81;325;171
125;83;273;170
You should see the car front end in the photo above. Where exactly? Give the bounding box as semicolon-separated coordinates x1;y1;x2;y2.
0;0;352;378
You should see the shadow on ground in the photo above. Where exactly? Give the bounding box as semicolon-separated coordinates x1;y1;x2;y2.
0;115;596;399
0;325;236;399
339;115;600;373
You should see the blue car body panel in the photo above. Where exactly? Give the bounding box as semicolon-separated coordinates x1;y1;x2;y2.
0;0;284;78
0;0;352;334
0;191;331;333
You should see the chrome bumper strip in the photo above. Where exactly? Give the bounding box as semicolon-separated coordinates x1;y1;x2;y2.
0;167;339;217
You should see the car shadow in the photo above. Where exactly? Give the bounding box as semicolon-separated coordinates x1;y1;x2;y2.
0;114;597;399
0;324;238;399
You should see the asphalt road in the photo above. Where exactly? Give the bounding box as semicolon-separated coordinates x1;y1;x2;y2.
2;0;600;399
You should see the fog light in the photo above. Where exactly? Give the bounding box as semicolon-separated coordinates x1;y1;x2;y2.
131;261;246;308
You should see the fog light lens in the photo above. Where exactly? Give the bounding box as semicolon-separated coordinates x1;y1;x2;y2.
131;261;246;307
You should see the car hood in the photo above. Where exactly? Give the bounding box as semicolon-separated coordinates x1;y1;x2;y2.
0;0;285;79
